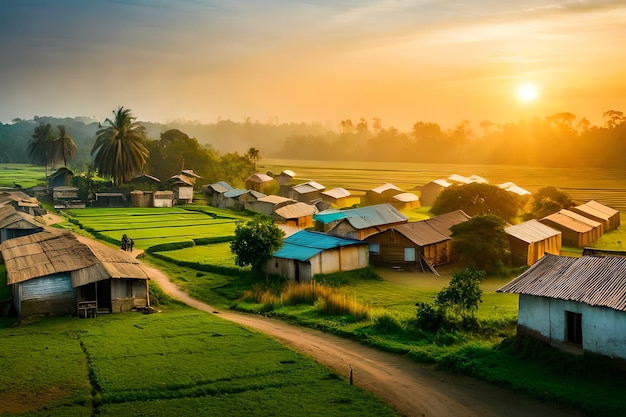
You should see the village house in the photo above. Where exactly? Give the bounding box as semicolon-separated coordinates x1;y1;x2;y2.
203;181;234;207
266;230;369;282
47;167;74;190
415;179;452;206
362;183;402;206
505;219;562;266
390;192;420;211
130;173;161;191
169;169;202;204
245;195;296;216
570;200;621;231
320;187;360;209
245;173;274;193
0;191;45;216
365;210;470;272
289;181;326;203
539;210;599;247
498;253;626;360
316;204;408;240
1;228;150;318
0;205;44;243
273;202;318;229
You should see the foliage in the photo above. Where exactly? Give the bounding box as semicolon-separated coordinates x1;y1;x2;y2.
54;124;78;166
230;215;285;277
450;214;511;273
530;186;575;218
431;183;522;223
415;301;444;332
91;107;149;185
216;151;255;188
435;268;485;320
28;122;55;167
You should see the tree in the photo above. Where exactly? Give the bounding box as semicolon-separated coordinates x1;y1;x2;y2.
230;216;285;277
435;267;485;320
28;122;56;180
450;214;510;273
246;147;260;172
431;183;522;224
91;107;149;185
530;186;574;219
54;125;77;166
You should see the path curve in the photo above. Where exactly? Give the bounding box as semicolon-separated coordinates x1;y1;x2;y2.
143;263;581;417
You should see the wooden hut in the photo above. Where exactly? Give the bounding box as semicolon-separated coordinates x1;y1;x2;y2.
320;188;360;208
289;181;326;203
203;181;234;207
363;183;402;206
130;190;153;208
47;167;74;189
1;229;150;318
570;200;621;231
153;191;174;208
245;173;274;193
0;206;44;243
321;204;408;240
505;220;562;266
416;179;451;206
273;202;318;228
246;195;296;216
539;211;597;247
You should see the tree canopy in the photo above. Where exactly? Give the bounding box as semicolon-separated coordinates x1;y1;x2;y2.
91;107;149;185
230;216;285;277
530;186;575;219
450;214;510;273
28;122;55;168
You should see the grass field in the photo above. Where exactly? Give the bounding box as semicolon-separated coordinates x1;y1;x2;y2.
0;164;46;189
154;241;240;268
0;306;398;417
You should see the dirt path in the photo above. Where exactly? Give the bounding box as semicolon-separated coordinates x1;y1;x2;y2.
143;263;581;417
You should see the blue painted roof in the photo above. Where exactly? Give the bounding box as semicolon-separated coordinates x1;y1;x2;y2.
223;188;247;198
313;204;407;228
273;230;365;261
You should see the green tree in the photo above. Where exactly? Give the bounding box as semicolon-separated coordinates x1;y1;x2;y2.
435;267;485;320
246;147;260;172
530;186;574;219
28;122;55;170
218;152;255;187
230;216;285;278
431;183;522;223
91;107;149;185
54;125;77;166
450;214;510;273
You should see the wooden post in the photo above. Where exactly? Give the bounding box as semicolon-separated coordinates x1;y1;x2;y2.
349;365;353;385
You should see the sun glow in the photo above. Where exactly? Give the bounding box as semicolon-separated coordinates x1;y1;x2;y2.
516;83;539;103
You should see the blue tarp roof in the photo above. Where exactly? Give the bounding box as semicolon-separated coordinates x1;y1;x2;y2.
273;230;365;261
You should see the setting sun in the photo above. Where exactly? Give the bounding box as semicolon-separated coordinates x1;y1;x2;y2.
516;83;540;103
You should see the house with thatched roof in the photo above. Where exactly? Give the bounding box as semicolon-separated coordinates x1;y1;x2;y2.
1;229;150;318
570;200;621;231
169;170;202;204
0;206;44;243
505;220;562;266
47;167;74;189
364;210;470;272
498;253;626;360
0;191;45;216
266;230;369;282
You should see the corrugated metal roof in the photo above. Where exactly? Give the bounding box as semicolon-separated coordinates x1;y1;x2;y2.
274;202;318;219
313;209;345;224
392;192;419;202
505;219;561;243
573;203;612;221
292;181;326;194
342;204;408;229
387;210;470;246
257;195;294;204
322;188;351;199
540;212;593;233
223;188;248;198
370;183;400;194
497;253;626;312
209;181;233;193
273;230;366;261
423;210;471;235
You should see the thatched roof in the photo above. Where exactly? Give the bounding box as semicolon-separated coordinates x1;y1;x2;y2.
1;228;149;286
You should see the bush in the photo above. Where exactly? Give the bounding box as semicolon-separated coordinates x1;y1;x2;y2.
371;310;403;334
415;301;444;332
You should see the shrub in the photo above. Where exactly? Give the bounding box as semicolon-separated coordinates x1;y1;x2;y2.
371;310;402;334
316;292;370;321
415;301;444;332
149;280;172;306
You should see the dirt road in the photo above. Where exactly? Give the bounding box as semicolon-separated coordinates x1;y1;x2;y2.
144;264;581;417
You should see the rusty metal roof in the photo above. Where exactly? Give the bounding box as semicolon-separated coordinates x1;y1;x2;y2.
497;253;626;312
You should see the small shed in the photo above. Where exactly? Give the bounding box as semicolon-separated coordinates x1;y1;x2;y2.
365;210;470;271
505;220;562;266
416;179;452;206
47;167;74;189
1;229;150;317
154;191;174;208
94;193;127;208
273;202;318;228
168;174;195;204
0;206;44;243
266;230;369;282
130;190;154;208
321;204;408;240
289;181;326;203
203;181;234;207
275;169;296;186
245;173;274;193
539;211;598;247
391;192;420;211
320;188;360;209
246;195;296;216
130;174;161;191
497;253;626;360
570;200;620;231
363;183;402;206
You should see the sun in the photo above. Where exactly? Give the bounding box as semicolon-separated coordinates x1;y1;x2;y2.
516;83;539;103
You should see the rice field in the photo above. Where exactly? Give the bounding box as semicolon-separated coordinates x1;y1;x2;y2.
0;164;46;188
154;242;240;268
66;207;242;249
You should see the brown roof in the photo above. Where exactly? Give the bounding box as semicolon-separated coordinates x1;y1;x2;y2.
1;229;149;286
497;253;626;312
274;202;318;219
388;210;471;246
505;220;561;243
540;212;593;233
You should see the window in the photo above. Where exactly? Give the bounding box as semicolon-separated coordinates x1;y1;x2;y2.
565;311;582;346
404;248;416;262
369;243;380;254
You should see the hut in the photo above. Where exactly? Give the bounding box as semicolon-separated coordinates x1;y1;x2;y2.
47;167;74;189
275;169;296;186
321;188;360;209
0;206;44;243
505;220;562;266
130;174;161;191
273;202;318;228
168;172;198;204
559;209;603;240
570;200;621;231
0;191;45;216
52;186;81;208
154;191;175;208
289;181;326;203
415;179;452;206
246;195;296;216
1;229;150;318
266;230;369;282
539;211;598;247
365;210;470;272
363;183;402;206
498;253;626;360
130;190;153;208
203;181;234;207
245;173;274;193
391;192;420;211
94;193;127;207
319;204;408;240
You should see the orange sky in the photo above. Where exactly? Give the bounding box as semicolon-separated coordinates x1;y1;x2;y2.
1;1;625;131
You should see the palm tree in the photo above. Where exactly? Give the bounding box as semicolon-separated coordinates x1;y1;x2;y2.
246;147;260;172
91;107;149;185
54;125;77;166
28;122;55;175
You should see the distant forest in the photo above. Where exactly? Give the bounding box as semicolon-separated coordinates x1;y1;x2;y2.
2;110;625;170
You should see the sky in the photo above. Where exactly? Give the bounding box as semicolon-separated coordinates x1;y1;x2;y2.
1;0;626;131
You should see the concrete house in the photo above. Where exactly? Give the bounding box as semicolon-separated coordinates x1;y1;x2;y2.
365;210;470;272
289;181;326;203
415;179;452;206
505;220;562;266
245;173;274;193
1;229;150;318
266;230;369;282
570;200;621;231
317;204;408;240
498;253;626;360
273;202;318;229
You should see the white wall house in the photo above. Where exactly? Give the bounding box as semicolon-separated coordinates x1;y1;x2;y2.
498;253;626;360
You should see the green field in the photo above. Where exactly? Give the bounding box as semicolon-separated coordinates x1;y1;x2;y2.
154;242;240;268
0;164;46;189
0;306;398;417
